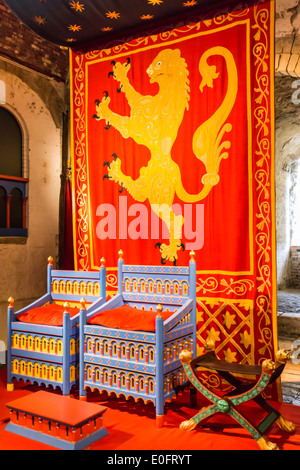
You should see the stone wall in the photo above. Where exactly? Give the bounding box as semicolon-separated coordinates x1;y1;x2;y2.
275;75;300;289
0;57;67;296
290;246;300;288
0;60;67;348
0;0;68;82
0;2;69;351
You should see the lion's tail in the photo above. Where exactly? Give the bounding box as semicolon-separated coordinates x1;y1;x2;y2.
193;46;238;174
176;46;238;204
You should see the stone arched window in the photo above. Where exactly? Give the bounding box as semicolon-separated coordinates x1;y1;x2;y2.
0;106;28;237
0;186;6;228
10;187;23;228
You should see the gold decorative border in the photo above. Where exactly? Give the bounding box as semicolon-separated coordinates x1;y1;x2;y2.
197;277;255;296
252;1;277;368
70;0;278;396
70;52;90;270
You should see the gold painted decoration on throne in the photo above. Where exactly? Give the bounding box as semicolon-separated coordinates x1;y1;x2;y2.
95;46;238;264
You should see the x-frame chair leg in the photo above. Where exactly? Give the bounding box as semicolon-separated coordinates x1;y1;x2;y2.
179;349;294;450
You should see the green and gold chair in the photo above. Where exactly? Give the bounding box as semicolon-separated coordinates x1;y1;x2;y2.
179;341;296;450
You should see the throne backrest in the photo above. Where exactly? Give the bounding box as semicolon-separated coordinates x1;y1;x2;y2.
121;265;191;310
50;270;105;306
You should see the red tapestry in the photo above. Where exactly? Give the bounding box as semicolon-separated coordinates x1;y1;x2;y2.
70;1;279;398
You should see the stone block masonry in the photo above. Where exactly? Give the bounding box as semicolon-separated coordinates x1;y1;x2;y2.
0;0;68;82
290;246;300;288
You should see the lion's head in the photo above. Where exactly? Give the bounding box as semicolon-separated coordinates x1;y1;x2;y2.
147;48;190;110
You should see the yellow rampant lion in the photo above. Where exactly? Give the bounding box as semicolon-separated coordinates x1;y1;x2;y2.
94;47;238;264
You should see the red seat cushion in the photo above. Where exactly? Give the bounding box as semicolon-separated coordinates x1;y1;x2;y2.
16;303;80;326
87;305;172;332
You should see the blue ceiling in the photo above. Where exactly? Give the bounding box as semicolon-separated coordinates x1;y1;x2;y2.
3;0;236;52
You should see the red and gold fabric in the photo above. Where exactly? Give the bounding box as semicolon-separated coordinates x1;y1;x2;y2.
70;1;279;398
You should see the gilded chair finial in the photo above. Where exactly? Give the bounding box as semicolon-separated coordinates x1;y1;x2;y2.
204;338;215;351
275;349;290;364
118;249;124;260
262;359;275;375
189;250;196;262
48;256;53;266
156;304;163;317
100;257;106;267
63;302;70;312
8;297;14;308
179;349;192;364
80;298;86;310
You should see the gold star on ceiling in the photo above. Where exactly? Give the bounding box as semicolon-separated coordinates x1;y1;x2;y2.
68;24;82;32
101;27;113;32
141;14;154;20
183;0;198;6
106;11;120;20
34;16;46;25
69;1;85;12
148;0;163;5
